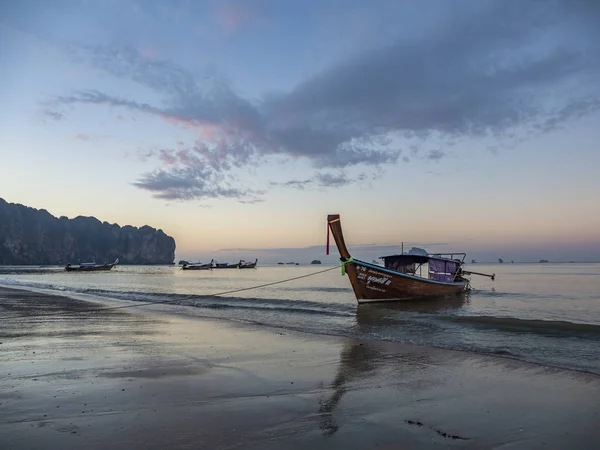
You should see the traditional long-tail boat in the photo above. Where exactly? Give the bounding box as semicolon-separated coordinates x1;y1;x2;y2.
326;214;494;303
182;260;213;270
239;259;258;269
65;258;119;272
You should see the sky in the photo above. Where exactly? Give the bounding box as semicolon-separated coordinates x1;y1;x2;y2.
1;0;599;263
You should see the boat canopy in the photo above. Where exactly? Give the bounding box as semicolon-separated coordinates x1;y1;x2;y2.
380;253;465;282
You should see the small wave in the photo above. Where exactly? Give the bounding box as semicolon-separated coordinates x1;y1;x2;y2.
279;286;351;293
0;267;64;276
444;315;600;335
190;300;351;317
491;348;515;356
474;290;568;300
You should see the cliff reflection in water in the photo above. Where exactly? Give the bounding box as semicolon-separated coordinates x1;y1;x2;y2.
319;294;469;435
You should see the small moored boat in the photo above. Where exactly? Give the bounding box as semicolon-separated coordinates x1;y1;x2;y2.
326;214;494;304
65;258;119;272
239;259;258;269
182;260;213;270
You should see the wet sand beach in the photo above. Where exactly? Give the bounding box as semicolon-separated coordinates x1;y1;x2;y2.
1;287;599;449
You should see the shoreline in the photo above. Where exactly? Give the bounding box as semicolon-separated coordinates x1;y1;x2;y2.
2;282;600;377
0;283;600;378
1;286;599;449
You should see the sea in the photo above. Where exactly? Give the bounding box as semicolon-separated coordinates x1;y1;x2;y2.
1;263;599;374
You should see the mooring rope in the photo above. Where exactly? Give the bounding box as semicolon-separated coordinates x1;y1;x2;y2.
0;265;341;321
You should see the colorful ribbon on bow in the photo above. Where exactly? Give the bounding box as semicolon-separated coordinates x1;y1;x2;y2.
341;257;354;276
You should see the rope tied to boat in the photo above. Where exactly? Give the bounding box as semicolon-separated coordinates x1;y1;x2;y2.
0;265;342;321
340;257;354;276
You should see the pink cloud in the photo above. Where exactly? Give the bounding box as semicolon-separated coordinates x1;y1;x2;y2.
159;113;227;143
158;149;177;165
161;114;198;129
140;47;159;59
74;133;90;141
215;1;257;34
177;140;184;147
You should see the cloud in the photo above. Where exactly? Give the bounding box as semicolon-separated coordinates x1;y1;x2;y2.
134;147;263;201
39;109;64;121
43;0;600;201
53;90;163;116
132;166;262;202
271;172;368;190
427;150;445;161
273;1;600;140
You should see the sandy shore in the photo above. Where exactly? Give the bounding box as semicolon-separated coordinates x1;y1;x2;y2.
1;287;599;449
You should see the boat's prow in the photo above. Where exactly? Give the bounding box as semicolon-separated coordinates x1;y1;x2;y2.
239;258;258;269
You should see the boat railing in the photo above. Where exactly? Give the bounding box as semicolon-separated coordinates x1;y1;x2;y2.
428;253;466;263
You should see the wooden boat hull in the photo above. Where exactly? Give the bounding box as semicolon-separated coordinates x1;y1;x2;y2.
65;258;118;272
214;260;241;269
182;259;213;270
346;259;467;303
65;264;116;272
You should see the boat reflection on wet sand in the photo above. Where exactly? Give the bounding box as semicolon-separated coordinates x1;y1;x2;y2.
316;292;599;448
318;295;468;436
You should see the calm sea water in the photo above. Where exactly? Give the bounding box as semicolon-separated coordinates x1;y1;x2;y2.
1;263;599;374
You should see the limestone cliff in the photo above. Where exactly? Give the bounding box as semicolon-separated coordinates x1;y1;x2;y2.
0;198;176;265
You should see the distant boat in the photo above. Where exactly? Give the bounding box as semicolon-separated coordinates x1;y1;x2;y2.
326;214;495;304
239;259;258;269
471;259;477;264
65;258;119;272
182;260;213;270
214;261;240;269
498;258;504;263
539;259;549;263
311;260;322;265
277;262;284;265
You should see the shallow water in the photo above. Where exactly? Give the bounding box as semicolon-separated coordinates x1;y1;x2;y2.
1;263;599;373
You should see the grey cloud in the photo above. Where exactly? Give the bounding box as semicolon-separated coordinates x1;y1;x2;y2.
274;2;600;140
271;172;367;190
132;167;261;201
66;43;266;132
132;148;262;201
54;90;162;116
46;0;600;201
40;109;64;121
427;150;445;161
